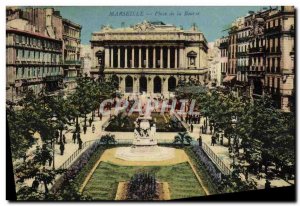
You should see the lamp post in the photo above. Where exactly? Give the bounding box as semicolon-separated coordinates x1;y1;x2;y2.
229;115;239;167
51;114;58;170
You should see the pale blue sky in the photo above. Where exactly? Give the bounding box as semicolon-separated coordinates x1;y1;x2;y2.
47;6;263;44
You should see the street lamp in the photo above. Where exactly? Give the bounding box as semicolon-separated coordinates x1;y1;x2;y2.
51;114;58;170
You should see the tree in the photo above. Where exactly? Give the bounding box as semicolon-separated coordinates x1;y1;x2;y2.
174;132;192;146
100;134;116;145
15;144;65;199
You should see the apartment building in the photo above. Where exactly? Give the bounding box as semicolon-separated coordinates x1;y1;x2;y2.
6;7;82;101
220;6;295;111
62;18;82;90
6;8;64;101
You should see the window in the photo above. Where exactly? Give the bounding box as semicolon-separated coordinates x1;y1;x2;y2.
15;34;20;43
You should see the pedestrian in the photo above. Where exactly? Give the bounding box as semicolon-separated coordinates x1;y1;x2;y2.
76;132;81;143
92;124;95;133
48;156;53;167
63;134;66;144
72;132;76;143
198;135;202;147
59;142;65;155
32;178;39;191
83;125;87;134
216;133;219;142
76;124;80;133
55;130;59;143
211;135;215;146
190;124;194;133
265;179;271;189
89;118;92;127
78;138;83;150
99;113;102;121
210;125;213;134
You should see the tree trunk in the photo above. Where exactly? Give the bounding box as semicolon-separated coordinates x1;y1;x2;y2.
84;114;87;127
92;111;95;121
44;182;49;194
59;129;63;143
76;116;79;129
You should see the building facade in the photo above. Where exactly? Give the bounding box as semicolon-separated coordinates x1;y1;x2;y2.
90;21;208;96
6;7;82;101
207;41;221;87
236;20;250;96
62;19;82;90
80;45;92;77
218;36;229;85
220;6;295;112
6;8;64;101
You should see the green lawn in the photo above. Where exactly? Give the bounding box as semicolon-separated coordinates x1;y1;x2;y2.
82;161;206;200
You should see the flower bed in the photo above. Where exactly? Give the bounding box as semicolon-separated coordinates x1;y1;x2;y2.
51;141;108;193
185;145;223;194
105;112;186;132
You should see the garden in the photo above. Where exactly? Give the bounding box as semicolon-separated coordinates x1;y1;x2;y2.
82;161;206;200
105;112;186;132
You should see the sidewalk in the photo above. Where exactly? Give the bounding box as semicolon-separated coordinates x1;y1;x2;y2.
53;113;110;168
186;116;293;189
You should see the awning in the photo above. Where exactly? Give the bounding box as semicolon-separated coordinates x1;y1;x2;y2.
223;75;236;82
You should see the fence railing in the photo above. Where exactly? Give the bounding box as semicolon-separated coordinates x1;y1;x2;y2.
57;138;183;170
58;139;102;169
202;142;232;176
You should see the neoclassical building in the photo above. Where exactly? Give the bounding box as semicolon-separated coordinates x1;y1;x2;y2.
90;21;208;96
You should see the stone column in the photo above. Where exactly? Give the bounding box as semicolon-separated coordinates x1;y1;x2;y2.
110;47;114;68
174;47;178;68
117;47;121;68
146;46;149;68
139;46;142;68
132;47;135;68
105;47;110;68
160;47;163;68
124;46;128;68
121;75;126;93
179;47;184;68
167;47;170;68
153;47;156;68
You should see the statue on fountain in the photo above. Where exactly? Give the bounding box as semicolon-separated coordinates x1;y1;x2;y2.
115;112;175;162
133;114;157;146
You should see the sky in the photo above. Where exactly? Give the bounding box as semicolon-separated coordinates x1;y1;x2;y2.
48;6;262;44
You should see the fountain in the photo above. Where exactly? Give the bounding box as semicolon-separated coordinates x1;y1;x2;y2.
115;114;175;161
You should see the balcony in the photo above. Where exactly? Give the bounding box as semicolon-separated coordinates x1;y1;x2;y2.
236;52;248;57
290;47;295;56
267;47;281;55
248;70;265;77
237;66;248;72
248;47;265;54
64;60;81;65
219;41;228;49
266;66;280;74
43;75;63;82
237;36;250;43
265;25;282;35
63;76;78;82
65;45;77;51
